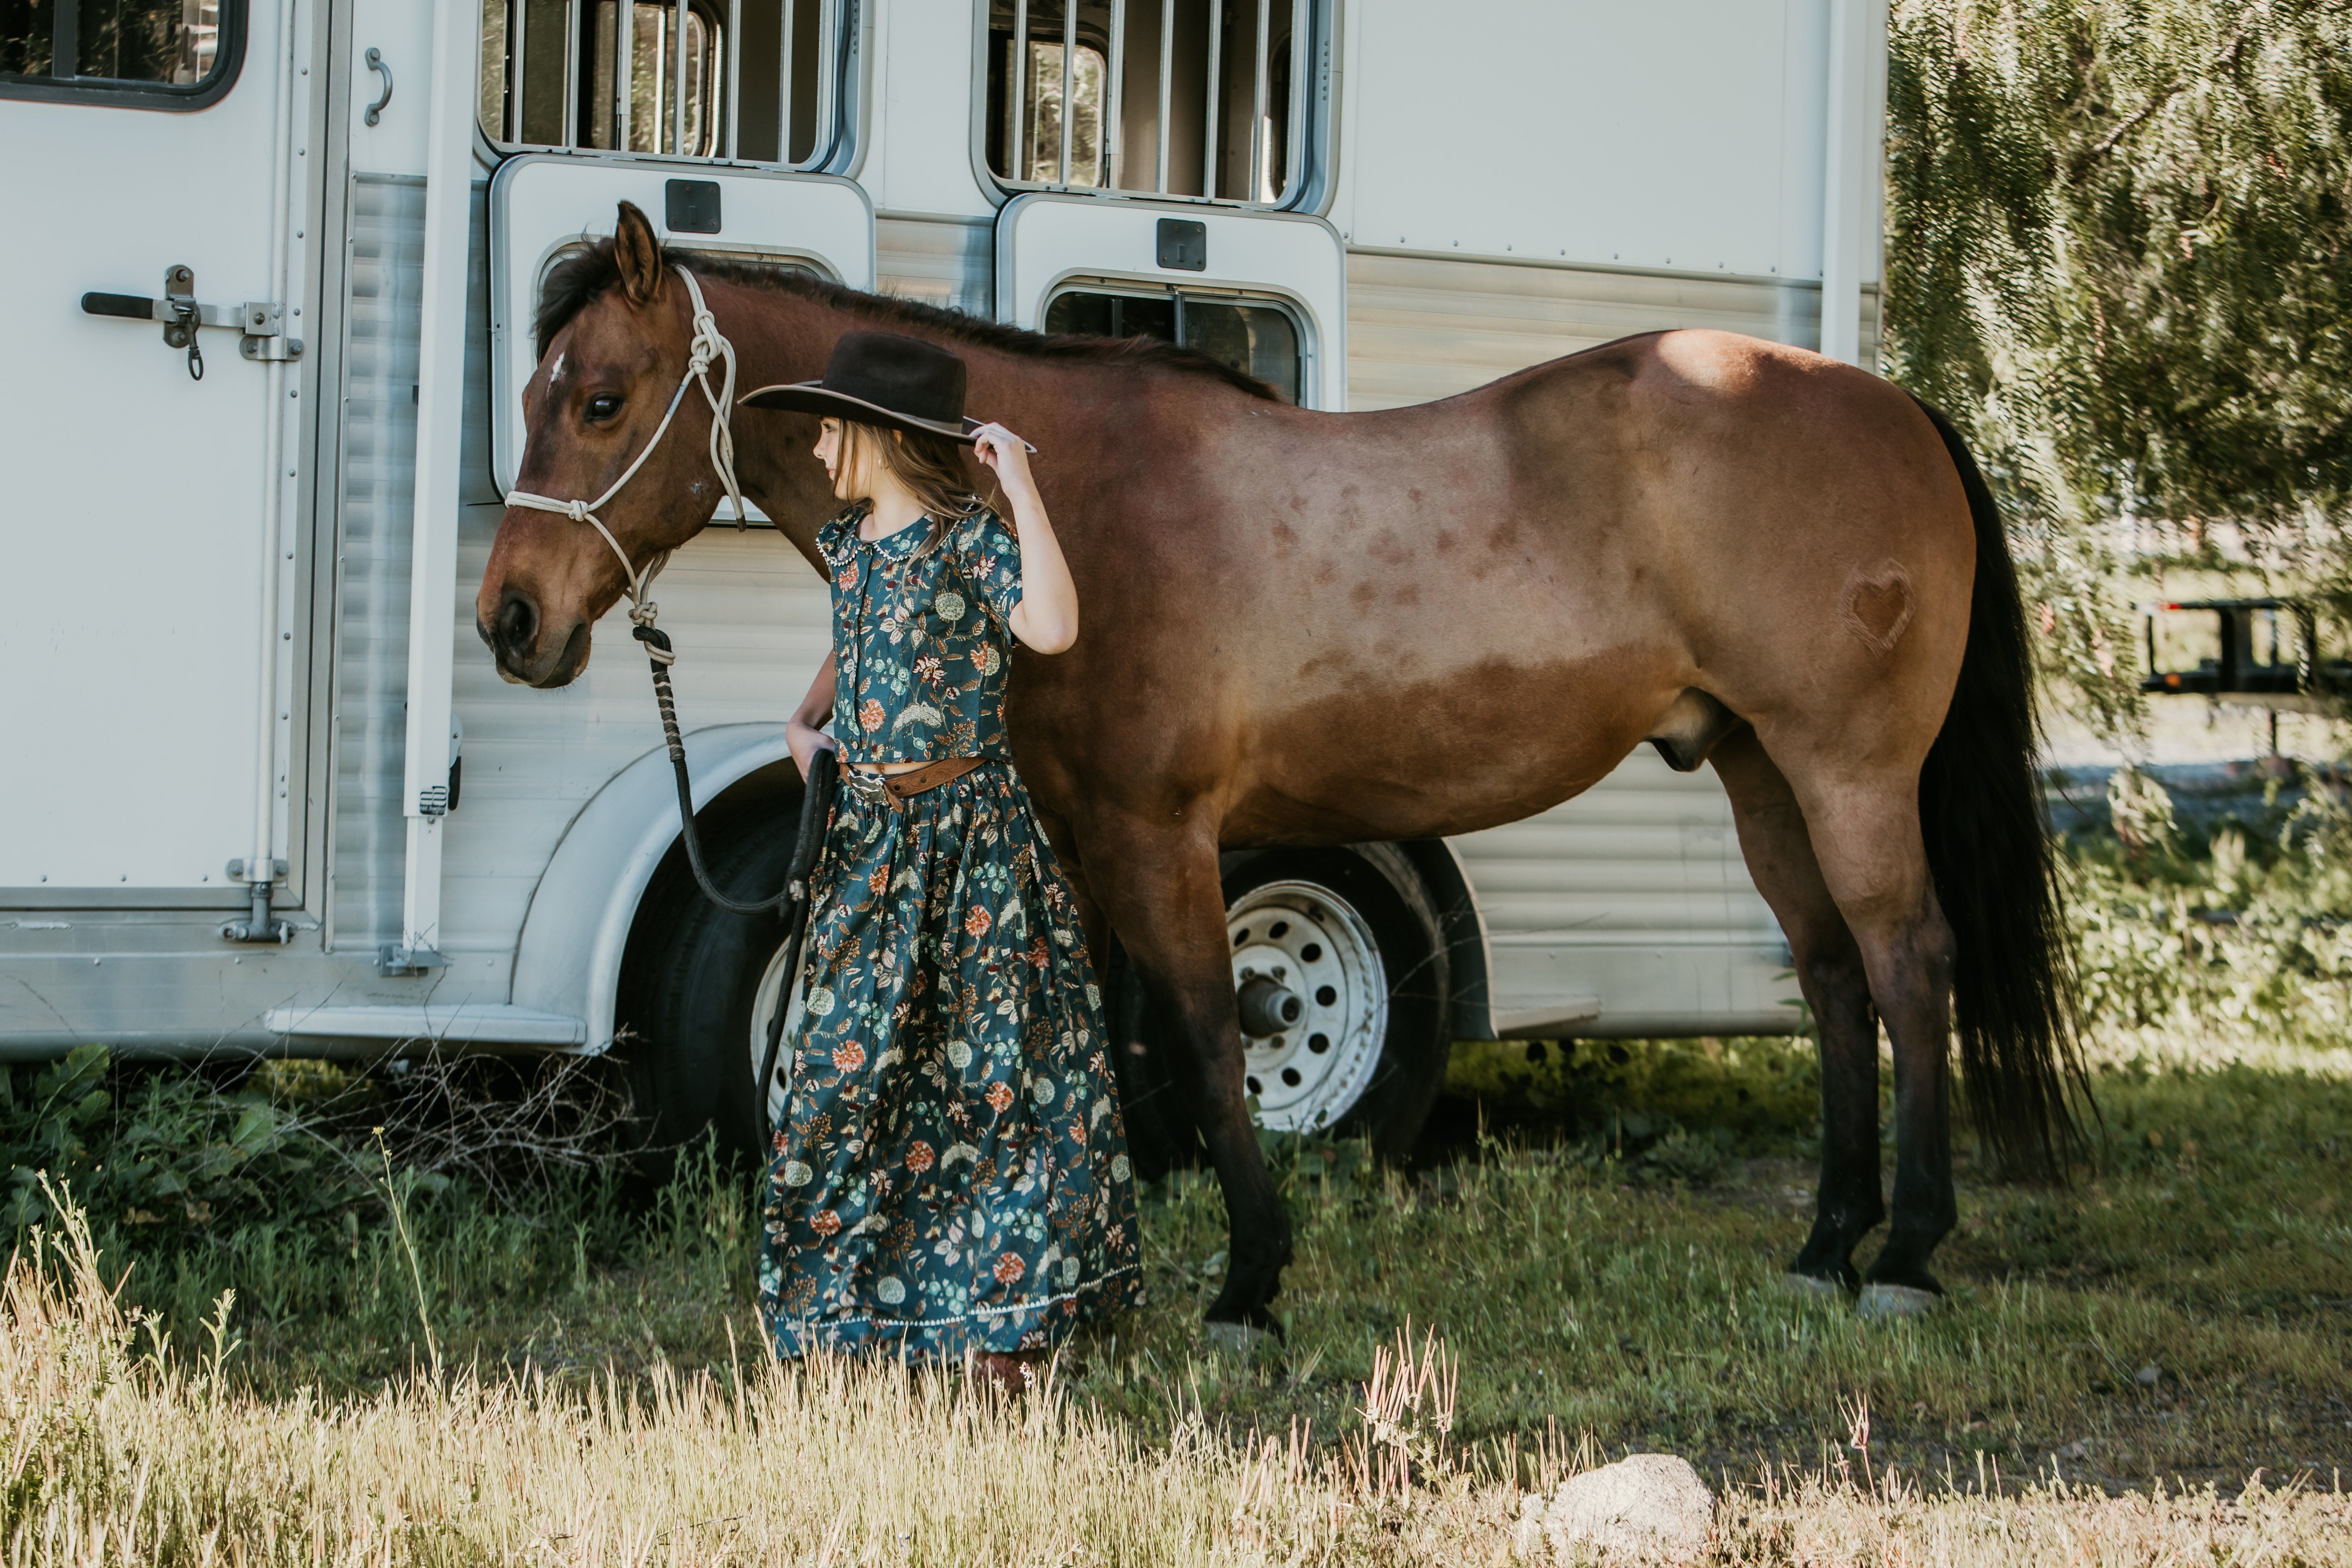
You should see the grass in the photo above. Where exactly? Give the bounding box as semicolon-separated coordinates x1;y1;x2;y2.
1119;1041;2352;1493
5;811;2350;1560
3;1177;2347;1564
46;1039;2345;1494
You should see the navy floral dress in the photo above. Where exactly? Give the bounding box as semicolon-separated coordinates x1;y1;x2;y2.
757;503;1143;1361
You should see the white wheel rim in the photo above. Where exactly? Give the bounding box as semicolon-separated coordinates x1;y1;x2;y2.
1227;879;1387;1132
747;937;805;1138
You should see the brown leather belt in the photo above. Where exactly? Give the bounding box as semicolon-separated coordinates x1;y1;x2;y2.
840;755;986;808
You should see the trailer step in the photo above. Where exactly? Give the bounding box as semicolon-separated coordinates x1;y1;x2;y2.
263;1004;589;1047
1489;995;1604;1039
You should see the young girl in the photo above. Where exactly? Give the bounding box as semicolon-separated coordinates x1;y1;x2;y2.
742;331;1141;1387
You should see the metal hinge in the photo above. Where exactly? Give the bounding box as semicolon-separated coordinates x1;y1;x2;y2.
80;265;302;379
378;944;449;978
237;301;301;362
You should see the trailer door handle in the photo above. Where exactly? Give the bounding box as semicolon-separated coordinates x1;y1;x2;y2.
81;292;159;320
365;47;393;125
80;263;302;378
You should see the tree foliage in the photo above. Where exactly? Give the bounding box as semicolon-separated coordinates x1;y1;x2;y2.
1884;0;2352;730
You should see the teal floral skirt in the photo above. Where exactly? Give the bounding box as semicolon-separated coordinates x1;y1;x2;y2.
757;759;1143;1361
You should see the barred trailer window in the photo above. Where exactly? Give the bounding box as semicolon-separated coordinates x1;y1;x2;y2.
985;0;1318;205
1;0;234;105
479;0;845;164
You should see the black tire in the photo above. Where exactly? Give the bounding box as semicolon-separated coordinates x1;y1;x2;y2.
1113;843;1453;1168
612;787;805;1171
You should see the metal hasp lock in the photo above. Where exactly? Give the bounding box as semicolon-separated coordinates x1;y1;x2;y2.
79;265;304;380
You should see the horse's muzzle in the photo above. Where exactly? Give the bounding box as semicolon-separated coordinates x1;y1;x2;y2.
479;588;588;686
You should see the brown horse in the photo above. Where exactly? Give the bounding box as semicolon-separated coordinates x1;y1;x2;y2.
480;201;2082;1333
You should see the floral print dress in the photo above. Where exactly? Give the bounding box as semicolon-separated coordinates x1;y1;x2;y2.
757;504;1143;1361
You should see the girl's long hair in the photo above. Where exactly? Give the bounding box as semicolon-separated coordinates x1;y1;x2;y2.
838;421;990;549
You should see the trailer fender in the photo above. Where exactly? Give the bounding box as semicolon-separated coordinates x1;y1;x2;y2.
1392;839;1496;1042
511;723;794;1050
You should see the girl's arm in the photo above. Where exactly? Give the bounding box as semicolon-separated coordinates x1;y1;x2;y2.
973;423;1078;654
786;651;837;778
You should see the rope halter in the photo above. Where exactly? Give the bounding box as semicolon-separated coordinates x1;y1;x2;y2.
502;263;748;662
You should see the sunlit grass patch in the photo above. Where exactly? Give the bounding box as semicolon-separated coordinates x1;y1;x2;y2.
1074;1043;2352;1494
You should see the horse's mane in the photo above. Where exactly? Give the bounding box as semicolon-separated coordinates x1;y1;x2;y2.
534;236;1281;402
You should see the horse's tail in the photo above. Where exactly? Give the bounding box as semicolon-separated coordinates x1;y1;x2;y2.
1910;395;2091;1176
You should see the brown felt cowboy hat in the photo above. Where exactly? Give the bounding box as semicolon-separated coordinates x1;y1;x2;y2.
740;331;989;445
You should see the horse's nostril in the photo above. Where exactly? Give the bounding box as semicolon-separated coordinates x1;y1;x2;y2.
496;592;539;656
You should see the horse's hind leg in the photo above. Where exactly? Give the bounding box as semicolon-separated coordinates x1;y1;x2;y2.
1766;742;1960;1304
1713;730;1886;1290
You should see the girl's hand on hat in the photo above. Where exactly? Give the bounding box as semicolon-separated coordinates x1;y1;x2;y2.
972;424;1036;503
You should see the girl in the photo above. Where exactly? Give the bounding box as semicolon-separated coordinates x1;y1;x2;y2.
742;331;1142;1388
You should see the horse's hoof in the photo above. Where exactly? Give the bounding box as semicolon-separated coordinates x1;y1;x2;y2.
1203;1320;1283;1366
1855;1282;1941;1319
1776;1272;1847;1300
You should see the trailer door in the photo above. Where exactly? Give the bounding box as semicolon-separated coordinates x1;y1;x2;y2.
475;0;872;503
982;0;1343;408
2;0;307;906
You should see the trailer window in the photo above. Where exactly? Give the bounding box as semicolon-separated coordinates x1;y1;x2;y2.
984;0;1321;206
480;0;845;164
1045;285;1300;403
1;0;236;105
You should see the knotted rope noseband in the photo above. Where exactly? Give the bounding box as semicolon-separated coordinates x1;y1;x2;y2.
503;263;748;655
502;263;808;919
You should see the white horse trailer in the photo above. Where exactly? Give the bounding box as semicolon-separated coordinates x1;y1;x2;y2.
2;0;1885;1152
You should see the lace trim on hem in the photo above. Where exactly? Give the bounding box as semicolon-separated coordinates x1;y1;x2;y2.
769;1262;1141;1333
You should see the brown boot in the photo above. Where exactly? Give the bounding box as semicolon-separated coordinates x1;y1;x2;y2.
970;1350;1046;1396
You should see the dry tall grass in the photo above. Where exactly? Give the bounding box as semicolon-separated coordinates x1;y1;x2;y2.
5;1190;2346;1565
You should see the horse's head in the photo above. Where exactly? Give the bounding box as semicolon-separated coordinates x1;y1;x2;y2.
478;201;726;687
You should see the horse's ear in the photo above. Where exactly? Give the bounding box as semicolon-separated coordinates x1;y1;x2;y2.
613;201;665;309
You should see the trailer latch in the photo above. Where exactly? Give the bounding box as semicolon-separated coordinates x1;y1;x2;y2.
378;944;450;978
81;264;303;380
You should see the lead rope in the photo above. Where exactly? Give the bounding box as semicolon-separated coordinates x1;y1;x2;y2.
504;262;803;919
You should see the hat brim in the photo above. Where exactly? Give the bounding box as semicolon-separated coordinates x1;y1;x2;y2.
738;380;982;445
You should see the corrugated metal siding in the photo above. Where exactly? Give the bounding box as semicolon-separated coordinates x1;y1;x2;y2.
877;212;992;315
328;174;425;949
1451;753;1793;1036
332;177;504;954
1347;250;1879;412
1347;250;1807;1034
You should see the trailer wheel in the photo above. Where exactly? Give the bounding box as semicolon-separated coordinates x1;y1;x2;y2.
1110;845;1453;1169
612;790;804;1168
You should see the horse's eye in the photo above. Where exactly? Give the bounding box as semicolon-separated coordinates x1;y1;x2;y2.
586;393;622;422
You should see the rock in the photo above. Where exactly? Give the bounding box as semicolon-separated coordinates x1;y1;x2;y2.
1201;1319;1281;1367
1519;1453;1715;1563
1854;1282;1940;1319
2135;1363;2161;1386
1775;1272;1845;1301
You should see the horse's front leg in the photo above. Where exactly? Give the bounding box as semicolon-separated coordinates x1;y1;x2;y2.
1081;817;1292;1338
